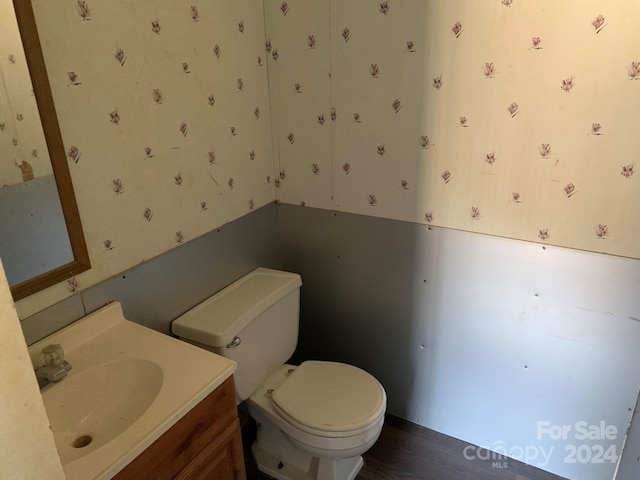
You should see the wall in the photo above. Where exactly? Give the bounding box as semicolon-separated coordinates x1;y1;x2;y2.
8;2;640;479
617;389;640;480
0;0;52;186
15;1;638;313
18;202;640;480
263;6;640;474
0;259;65;480
1;204;281;477
267;0;640;259
20;203;283;344
14;0;276;318
263;0;333;210
279;204;640;480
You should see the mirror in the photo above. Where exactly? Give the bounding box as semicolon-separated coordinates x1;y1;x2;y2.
1;0;89;301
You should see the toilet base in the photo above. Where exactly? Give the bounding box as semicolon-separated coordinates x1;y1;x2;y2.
251;418;364;480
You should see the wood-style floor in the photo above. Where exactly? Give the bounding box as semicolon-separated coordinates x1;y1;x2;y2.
243;414;568;480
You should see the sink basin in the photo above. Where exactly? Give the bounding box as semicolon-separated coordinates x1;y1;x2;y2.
28;301;236;480
43;359;163;464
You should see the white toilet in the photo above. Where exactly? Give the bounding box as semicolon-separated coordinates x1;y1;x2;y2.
171;267;386;480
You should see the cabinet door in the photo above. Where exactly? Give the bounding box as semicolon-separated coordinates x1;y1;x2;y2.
176;418;246;480
113;377;239;480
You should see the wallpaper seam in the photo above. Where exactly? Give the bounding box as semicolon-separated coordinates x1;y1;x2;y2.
329;0;338;210
262;0;282;204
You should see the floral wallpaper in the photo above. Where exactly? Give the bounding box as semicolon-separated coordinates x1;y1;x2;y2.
13;0;640;317
266;0;640;259
0;0;52;187
17;0;275;317
264;0;333;210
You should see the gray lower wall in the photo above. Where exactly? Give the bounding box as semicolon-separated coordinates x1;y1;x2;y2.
21;202;283;343
20;202;640;480
278;204;640;480
617;389;640;480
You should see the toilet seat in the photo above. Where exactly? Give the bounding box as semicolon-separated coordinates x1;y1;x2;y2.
272;361;386;438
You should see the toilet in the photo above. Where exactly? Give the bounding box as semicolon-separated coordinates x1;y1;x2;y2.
171;267;386;480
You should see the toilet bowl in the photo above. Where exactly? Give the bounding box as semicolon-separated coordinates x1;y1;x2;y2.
248;363;385;480
172;268;387;480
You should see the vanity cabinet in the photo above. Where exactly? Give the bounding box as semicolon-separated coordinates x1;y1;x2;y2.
113;375;246;480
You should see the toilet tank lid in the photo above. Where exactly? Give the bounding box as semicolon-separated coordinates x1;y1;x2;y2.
171;268;302;347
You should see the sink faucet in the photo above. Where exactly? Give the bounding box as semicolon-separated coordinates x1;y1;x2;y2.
35;344;72;389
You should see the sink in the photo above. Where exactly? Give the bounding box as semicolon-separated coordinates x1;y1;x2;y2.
28;301;236;480
43;359;163;464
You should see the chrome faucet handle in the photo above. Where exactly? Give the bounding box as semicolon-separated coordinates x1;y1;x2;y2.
36;344;71;388
41;344;65;367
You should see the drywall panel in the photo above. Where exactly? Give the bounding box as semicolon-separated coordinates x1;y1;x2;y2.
81;203;283;335
279;204;640;480
270;0;640;259
20;292;86;346
0;260;65;480
17;0;276;318
263;0;333;210
616;388;640;480
21;203;283;344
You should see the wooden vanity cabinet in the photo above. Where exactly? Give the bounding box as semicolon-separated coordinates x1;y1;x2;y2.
113;375;246;480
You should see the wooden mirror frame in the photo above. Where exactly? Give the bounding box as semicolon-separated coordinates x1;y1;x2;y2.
10;1;90;301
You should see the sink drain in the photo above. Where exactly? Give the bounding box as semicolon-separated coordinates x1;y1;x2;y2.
72;435;93;448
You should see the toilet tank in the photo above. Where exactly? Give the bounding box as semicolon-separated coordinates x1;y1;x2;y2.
171;268;302;401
